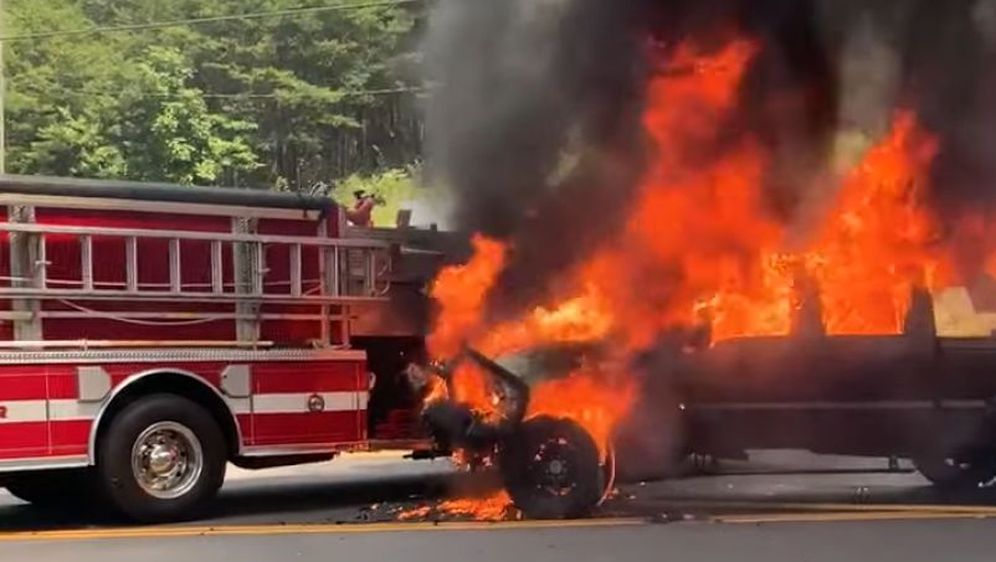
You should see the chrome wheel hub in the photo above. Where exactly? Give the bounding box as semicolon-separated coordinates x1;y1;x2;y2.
131;421;203;499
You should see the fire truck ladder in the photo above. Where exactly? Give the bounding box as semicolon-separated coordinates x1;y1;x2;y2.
0;219;391;349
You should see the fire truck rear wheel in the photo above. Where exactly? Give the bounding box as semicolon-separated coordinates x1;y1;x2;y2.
500;416;603;520
96;394;227;522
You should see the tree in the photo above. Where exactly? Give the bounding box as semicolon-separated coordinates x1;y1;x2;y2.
3;0;425;189
120;46;258;184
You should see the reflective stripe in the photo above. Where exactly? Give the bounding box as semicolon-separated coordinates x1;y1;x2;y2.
0;401;46;423
0;391;366;423
0;455;89;472
227;397;252;416
253;392;356;414
49;400;101;420
0;400;102;423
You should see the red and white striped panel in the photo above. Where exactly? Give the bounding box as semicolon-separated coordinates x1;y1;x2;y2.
0;364;119;463
250;361;367;447
0;358;370;468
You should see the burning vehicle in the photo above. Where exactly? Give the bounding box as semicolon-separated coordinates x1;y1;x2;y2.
404;0;996;520
406;347;613;519
409;284;996;519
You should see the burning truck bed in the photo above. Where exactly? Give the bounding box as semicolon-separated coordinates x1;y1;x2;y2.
411;287;996;518
671;298;996;488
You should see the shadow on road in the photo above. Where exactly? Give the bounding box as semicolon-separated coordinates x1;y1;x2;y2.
5;462;996;532
0;470;502;532
604;466;996;519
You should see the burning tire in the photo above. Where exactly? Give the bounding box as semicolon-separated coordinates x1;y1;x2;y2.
913;448;996;490
500;416;604;519
96;394;227;522
911;414;996;490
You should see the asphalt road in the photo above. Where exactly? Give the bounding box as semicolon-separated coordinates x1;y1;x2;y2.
4;518;996;562
4;451;996;562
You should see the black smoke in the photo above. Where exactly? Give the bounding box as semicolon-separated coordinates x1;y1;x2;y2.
895;1;996;217
423;0;996;317
423;0;655;318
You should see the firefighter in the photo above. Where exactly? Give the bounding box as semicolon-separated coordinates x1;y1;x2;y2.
344;190;382;227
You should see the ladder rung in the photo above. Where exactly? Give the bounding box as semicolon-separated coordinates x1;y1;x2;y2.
290;244;302;297
323;246;340;297
169;239;181;294
35;234;47;289
80;235;94;291
252;242;265;295
125;237;138;292
211;240;224;294
365;251;375;296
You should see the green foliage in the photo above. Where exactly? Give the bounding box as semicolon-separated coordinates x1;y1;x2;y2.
2;0;424;187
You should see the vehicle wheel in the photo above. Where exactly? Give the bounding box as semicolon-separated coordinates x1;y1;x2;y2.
500;416;604;519
913;449;996;490
3;470;93;508
96;394;226;522
612;393;688;483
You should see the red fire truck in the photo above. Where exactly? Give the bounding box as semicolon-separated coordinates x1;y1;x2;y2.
0;174;471;522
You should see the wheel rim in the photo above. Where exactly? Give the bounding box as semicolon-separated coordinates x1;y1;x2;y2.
130;421;203;499
525;437;581;497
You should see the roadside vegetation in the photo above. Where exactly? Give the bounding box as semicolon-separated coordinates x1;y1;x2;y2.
3;0;427;209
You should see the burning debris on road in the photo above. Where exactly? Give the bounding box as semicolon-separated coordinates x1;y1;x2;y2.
397;491;520;523
407;0;996;520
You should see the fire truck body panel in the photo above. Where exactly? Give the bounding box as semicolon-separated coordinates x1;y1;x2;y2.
0;350;371;470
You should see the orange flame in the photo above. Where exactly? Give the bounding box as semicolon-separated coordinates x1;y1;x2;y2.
427;234;507;359
419;36;967;520
435;491;516;521
398;491;517;522
805;112;944;334
526;371;636;455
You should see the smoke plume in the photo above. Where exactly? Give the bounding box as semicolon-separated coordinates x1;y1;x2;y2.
423;0;653;315
423;0;996;317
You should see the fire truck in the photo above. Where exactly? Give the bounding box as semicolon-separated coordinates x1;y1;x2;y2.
0;174;481;522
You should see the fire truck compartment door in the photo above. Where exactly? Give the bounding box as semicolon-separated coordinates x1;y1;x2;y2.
0;366;51;461
250;361;365;447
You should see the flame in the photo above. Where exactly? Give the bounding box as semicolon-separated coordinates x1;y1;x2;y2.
480;288;614;357
427;234;507;359
692;110;944;340
421;38;769;459
398;491;517;522
526;371;635;455
435;491;516;521
803;112;944;334
418;35;973;520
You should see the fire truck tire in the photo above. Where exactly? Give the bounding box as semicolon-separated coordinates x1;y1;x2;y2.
500;416;603;520
96;394;227;522
3;470;93;508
